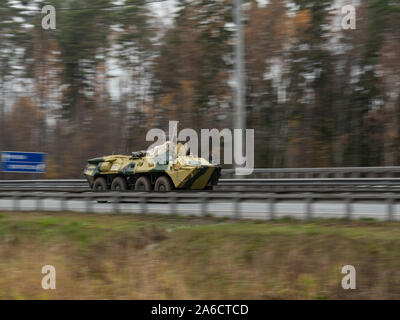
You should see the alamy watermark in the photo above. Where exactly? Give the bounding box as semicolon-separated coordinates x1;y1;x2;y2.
41;265;56;290
39;263;356;291
39;5;356;31
146;121;255;176
341;265;356;290
341;5;356;30
41;5;56;30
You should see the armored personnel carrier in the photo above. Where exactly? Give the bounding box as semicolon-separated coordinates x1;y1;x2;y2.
83;142;221;192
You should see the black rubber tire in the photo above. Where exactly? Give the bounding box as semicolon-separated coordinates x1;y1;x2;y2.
135;176;152;192
154;176;174;192
111;176;128;191
93;177;107;192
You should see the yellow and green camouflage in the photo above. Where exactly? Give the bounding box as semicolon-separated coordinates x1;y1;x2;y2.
83;142;221;192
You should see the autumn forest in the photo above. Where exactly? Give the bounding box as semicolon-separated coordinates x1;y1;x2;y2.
0;0;399;178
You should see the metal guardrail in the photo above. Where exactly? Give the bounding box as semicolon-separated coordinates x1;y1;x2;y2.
0;179;86;187
2;178;400;192
0;191;399;221
0;179;88;192
223;167;400;178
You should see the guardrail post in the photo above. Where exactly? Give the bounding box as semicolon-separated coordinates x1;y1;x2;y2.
140;194;147;214
60;193;68;211
169;192;177;215
85;194;92;213
200;193;208;217
268;195;275;220
36;193;43;211
234;195;241;219
386;193;394;221
305;193;313;220
13;192;21;212
113;193;120;214
345;194;353;220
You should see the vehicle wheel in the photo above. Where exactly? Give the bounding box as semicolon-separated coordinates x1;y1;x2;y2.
111;177;128;191
154;176;174;192
93;177;107;192
135;176;152;192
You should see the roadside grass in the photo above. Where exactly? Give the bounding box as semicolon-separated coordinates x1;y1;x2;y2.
0;211;399;299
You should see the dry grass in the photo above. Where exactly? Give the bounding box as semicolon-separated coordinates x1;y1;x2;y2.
0;212;399;299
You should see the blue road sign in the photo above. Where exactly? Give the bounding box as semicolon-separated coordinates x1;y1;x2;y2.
1;151;47;173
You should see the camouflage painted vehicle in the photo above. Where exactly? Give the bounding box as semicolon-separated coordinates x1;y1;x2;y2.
83;142;221;192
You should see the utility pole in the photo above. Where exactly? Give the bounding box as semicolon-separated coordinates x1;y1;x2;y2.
234;0;246;172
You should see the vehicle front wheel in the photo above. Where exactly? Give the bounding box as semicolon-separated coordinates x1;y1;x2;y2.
111;177;128;191
135;176;152;192
93;177;107;192
154;176;174;192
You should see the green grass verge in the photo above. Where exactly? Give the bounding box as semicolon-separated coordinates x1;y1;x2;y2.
0;211;399;299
